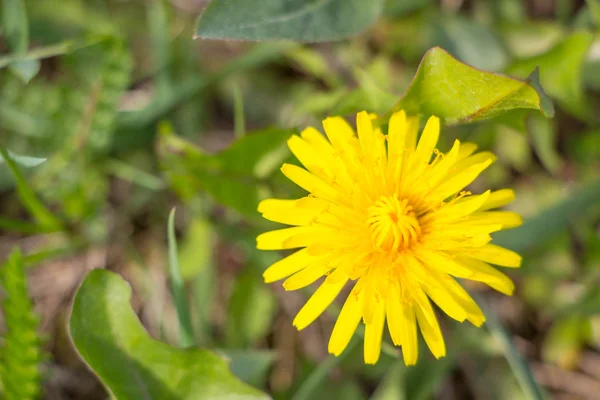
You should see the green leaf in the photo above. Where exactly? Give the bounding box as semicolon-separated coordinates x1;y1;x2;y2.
167;208;195;348
69;269;269;400
223;350;276;388
493;180;600;253
1;0;40;82
157;125;294;217
195;0;385;42
528;114;562;174
586;0;600;25
2;0;29;52
0;145;63;230
506;32;594;120
0;150;46;168
433;16;509;72
226;267;276;348
382;47;554;125
0;248;43;400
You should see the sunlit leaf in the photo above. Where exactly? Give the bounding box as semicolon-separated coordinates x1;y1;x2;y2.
69;269;269;400
382;47;554;125
195;0;385;42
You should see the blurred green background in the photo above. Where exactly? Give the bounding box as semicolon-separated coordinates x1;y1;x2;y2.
1;0;600;399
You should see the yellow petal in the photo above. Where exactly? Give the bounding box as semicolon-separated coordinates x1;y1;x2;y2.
283;264;328;291
415;116;440;166
328;282;364;356
401;305;418;366
428;190;491;222
465;211;523;229
456;142;478;159
428;140;460;186
452;151;496;173
293;269;348;330
357;111;375;156
435;159;493;199
432;272;486;326
461;244;522;267
455;256;515;295
413;290;446;359
256;226;333;250
364;298;386;364
263;248;313;283
281;163;340;201
385;281;405;346
387;110;407;160
479;189;516;211
405;116;420;150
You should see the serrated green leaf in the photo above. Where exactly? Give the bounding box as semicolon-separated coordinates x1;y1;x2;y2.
506;32;593;120
69;269;269;400
195;0;385;42
0;248;43;400
157;125;294;217
382;47;554;125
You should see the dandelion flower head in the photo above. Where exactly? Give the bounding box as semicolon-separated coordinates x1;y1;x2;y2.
257;111;522;365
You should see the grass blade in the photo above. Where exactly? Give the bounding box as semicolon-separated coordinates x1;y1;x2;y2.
0;145;63;230
167;208;195;348
478;296;546;400
291;337;360;400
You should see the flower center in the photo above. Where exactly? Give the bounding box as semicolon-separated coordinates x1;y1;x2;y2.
367;196;421;252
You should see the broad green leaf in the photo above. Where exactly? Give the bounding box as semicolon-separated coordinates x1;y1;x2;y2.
167;208;195;348
157;125;294;217
382;47;554;125
494;180;600;253
506;32;594;120
224;350;276;389
195;0;385;42
69;269;269;400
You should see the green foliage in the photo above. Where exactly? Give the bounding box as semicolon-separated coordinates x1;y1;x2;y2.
69;269;269;400
0;145;62;231
494;180;600;254
507;32;593;120
383;47;554;124
1;0;40;82
167;208;195;348
195;0;385;42
0;248;43;400
157;125;295;217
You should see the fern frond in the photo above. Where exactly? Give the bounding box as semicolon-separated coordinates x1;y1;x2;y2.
0;248;43;400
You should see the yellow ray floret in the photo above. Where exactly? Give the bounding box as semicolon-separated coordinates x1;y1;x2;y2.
256;110;522;365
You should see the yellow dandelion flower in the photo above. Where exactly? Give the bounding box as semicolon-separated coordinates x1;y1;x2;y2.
257;110;522;365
